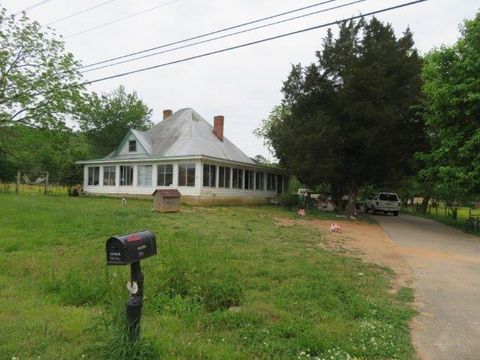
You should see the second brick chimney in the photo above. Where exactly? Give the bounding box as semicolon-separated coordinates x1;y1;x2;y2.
213;115;224;141
163;109;173;119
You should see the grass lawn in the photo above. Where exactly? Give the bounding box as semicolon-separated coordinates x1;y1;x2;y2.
402;205;480;234
0;193;415;360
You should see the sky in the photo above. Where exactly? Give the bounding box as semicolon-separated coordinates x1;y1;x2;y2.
3;0;479;160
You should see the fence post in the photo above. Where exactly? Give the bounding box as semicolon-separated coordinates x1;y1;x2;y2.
16;171;20;194
44;172;49;195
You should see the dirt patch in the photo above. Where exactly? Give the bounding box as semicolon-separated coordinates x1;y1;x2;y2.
276;217;412;292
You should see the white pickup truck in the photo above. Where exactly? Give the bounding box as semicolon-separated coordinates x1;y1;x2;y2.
364;192;400;216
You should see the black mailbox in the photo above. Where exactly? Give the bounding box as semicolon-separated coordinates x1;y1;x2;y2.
106;230;157;265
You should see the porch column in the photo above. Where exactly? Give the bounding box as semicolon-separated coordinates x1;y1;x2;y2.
152;164;158;188
115;165;120;188
173;163;179;187
83;166;88;188
132;165;138;187
99;165;104;186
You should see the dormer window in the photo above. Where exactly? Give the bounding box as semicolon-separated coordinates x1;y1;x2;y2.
128;140;137;152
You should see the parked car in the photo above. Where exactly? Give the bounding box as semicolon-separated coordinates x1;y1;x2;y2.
364;192;401;216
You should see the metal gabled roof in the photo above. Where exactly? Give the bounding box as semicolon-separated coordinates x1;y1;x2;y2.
104;108;255;165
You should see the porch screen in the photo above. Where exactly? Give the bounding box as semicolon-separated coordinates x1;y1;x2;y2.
203;164;217;187
244;170;254;189
178;164;195;187
232;168;243;189
218;166;231;188
157;164;173;186
88;166;99;186
120;166;133;186
103;166;116;186
137;165;152;186
255;172;264;190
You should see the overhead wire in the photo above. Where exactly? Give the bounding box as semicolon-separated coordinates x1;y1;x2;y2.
80;0;340;70
81;0;428;85
65;0;181;38
45;0;121;26
14;0;54;15
80;0;366;74
7;0;428;99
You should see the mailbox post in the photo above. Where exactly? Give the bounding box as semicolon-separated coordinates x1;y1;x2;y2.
106;231;157;341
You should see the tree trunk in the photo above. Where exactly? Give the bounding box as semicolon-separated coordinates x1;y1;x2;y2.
420;195;430;214
449;206;458;221
346;183;358;218
331;183;343;213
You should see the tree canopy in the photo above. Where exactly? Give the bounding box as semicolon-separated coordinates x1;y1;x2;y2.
0;8;84;136
418;11;480;205
78;85;153;157
0;8;87;185
256;17;424;213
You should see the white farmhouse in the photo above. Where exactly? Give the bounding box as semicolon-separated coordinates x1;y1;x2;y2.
78;108;287;204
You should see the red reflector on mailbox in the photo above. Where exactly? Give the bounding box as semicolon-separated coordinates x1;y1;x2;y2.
127;234;142;242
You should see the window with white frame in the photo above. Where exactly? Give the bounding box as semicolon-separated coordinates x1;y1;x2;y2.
255;172;264;190
88;166;100;186
218;166;231;188
244;170;254;189
120;166;134;186
178;163;195;187
103;166;116;186
157;164;173;186
128;140;137;152
203;164;217;187
137;165;152;186
232;168;243;189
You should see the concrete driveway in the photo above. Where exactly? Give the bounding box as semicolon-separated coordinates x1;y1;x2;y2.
377;214;480;360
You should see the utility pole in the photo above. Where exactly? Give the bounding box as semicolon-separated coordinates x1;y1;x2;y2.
16;171;20;194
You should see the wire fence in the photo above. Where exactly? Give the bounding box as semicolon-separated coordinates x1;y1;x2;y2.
0;181;70;196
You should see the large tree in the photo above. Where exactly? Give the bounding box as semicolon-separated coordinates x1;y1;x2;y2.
417;11;480;209
0;8;84;154
79;85;153;157
257;18;423;214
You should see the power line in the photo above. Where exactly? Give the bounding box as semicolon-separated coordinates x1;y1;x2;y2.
45;0;121;26
82;0;427;86
81;0;366;74
14;0;54;15
81;0;340;70
9;0;427;100
65;0;181;38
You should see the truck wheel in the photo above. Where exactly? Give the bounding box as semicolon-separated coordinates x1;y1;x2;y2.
393;211;399;216
373;208;378;215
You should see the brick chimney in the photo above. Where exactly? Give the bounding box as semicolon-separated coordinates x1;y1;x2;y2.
213;115;224;141
163;109;173;119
